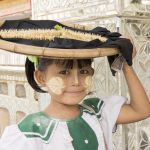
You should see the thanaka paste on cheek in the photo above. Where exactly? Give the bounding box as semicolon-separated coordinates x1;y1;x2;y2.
84;76;92;94
46;77;65;95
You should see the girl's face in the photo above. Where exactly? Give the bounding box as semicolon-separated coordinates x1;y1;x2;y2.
42;60;94;105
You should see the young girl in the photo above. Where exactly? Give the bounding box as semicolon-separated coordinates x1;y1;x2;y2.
0;20;150;150
0;55;150;150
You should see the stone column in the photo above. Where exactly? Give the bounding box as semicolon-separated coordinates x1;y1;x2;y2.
8;81;16;97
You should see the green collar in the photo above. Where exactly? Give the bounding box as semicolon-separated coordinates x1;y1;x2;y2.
18;97;104;143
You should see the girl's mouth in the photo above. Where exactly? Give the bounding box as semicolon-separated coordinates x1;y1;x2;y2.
65;90;85;94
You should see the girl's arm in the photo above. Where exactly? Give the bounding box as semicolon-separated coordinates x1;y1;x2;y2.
116;63;150;124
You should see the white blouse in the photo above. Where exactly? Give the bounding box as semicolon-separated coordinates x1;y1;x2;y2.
0;95;126;150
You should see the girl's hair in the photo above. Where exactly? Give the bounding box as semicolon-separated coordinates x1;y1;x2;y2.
25;58;93;93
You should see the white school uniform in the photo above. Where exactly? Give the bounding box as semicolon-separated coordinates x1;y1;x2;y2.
0;95;126;150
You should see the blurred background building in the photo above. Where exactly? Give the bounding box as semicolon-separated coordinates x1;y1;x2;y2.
0;0;150;149
0;0;39;136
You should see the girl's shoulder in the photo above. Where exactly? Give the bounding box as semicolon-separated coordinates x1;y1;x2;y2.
18;111;49;132
18;111;57;143
81;97;104;119
82;95;126;108
0;111;57;149
81;95;126;118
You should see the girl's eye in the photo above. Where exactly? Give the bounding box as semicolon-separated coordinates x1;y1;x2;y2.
80;69;89;74
59;70;69;75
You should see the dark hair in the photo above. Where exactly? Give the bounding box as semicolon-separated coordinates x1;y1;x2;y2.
25;58;93;93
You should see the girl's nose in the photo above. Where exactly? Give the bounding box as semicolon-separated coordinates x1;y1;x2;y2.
71;70;79;86
73;75;79;85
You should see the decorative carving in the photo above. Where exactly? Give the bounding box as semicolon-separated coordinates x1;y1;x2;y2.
15;84;26;98
139;129;150;149
0;82;8;95
0;70;39;135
